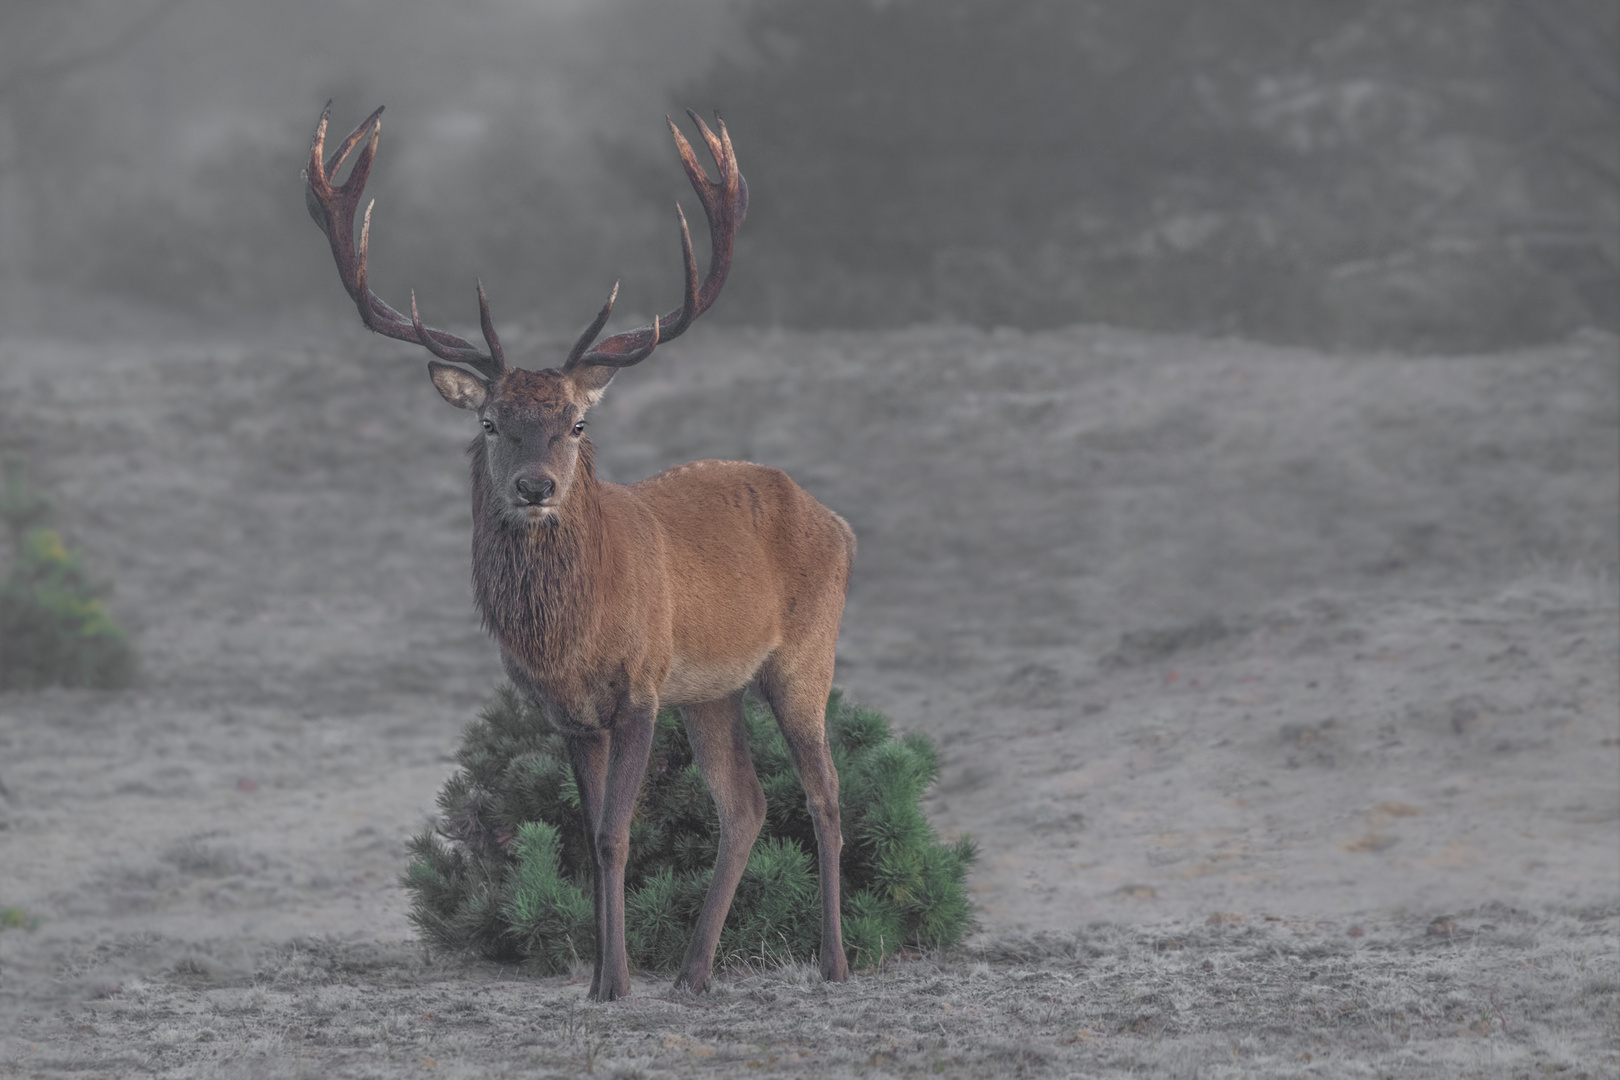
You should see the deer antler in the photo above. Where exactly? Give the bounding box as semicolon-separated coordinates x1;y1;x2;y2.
305;102;505;381
562;110;749;372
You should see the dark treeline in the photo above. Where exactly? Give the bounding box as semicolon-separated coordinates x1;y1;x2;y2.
2;0;1615;352
672;0;1617;350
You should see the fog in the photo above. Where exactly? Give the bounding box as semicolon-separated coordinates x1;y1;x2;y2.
1;5;1616;1076
0;0;741;338
16;0;734;167
2;0;1614;349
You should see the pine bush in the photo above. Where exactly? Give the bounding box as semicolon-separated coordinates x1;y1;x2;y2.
0;461;134;692
405;683;976;973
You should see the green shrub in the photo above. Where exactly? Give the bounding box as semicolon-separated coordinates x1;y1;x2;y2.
405;683;976;974
0;462;134;692
0;906;41;931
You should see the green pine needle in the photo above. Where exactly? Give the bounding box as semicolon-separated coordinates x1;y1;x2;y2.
402;684;976;972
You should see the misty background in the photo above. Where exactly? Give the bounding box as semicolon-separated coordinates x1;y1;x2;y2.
0;0;1614;355
2;7;1618;1071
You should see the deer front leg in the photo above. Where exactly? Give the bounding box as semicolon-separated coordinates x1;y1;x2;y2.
674;692;767;994
565;729;610;998
588;699;657;1002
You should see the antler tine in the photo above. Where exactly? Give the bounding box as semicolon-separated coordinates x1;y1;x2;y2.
305;104;505;382
566;111;746;371
683;109;733;205
305;103;381;238
668;203;701;338
309;101;382;188
409;291;446;358
354;199;375;311
305;105;336;233
566;283;620;367
334;107;384;195
476;280;506;370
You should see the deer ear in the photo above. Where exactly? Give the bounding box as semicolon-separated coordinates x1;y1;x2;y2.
427;360;488;410
565;365;615;407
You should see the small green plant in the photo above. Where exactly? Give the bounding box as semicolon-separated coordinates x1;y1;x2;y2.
0;459;135;691
0;906;41;931
405;684;976;974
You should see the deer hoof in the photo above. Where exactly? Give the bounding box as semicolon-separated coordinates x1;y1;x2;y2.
589;978;631;1002
672;968;710;995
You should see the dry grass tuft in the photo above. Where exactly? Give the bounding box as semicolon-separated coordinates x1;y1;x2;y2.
3;906;1612;1078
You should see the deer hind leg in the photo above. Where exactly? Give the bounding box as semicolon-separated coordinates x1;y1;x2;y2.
571;702;657;1002
674;691;767;993
757;656;849;983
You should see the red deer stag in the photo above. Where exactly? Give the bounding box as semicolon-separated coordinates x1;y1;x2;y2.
305;104;853;1000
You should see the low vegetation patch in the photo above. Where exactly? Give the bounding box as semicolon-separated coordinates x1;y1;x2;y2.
0;461;134;692
0;906;41;931
406;684;975;973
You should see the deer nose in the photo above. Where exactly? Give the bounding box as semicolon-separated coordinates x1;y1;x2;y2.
515;477;555;505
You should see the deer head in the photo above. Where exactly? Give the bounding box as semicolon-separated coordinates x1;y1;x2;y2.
304;103;748;522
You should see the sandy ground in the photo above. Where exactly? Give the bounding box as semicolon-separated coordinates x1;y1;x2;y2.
0;319;1615;1078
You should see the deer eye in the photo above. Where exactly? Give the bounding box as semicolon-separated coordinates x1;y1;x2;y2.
572;421;586;437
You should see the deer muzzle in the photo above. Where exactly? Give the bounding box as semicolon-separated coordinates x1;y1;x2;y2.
514;476;556;506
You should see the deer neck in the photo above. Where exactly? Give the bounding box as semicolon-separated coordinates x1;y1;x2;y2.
468;437;604;673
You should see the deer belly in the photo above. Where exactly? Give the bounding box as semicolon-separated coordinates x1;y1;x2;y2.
660;648;770;706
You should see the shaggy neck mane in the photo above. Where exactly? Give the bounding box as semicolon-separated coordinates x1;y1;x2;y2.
467;436;604;674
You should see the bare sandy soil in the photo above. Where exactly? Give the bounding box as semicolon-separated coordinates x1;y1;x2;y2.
0;320;1616;1078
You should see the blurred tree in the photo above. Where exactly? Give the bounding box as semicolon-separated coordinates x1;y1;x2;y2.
0;0;181;103
2;0;741;344
5;0;1613;352
0;0;181;323
664;0;1617;349
1501;0;1620;328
